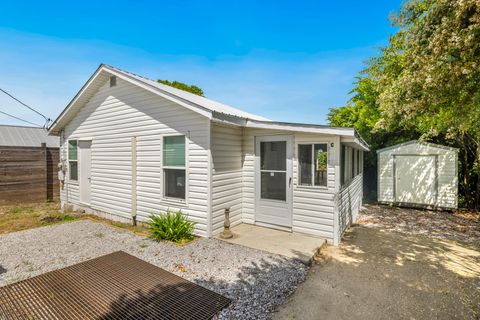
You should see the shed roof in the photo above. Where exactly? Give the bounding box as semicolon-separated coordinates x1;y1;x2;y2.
48;64;369;150
376;140;458;153
0;125;59;148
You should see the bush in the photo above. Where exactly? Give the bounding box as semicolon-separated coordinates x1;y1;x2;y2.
147;210;195;243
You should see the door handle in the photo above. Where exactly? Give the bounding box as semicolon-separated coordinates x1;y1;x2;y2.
289;177;292;187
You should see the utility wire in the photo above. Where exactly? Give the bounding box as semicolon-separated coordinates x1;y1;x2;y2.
0;109;42;127
0;88;52;127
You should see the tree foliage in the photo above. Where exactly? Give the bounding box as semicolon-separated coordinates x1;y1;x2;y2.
328;0;480;208
157;79;205;96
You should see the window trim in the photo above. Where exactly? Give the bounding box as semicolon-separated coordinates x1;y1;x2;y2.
161;134;188;203
297;142;329;189
68;139;78;183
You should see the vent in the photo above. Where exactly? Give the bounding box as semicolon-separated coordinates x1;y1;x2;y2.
110;75;117;87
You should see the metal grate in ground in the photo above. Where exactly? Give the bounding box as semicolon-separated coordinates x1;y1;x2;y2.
0;251;231;319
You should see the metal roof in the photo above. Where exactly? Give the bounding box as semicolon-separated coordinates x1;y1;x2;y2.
0;125;59;147
48;64;369;150
376;140;458;153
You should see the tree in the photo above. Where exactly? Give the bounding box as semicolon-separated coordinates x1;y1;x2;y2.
157;80;204;96
328;0;480;208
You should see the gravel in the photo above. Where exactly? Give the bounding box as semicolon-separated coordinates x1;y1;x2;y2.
0;220;308;319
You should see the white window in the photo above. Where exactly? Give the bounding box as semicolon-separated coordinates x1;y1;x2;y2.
163;135;186;199
68;140;78;181
298;143;328;187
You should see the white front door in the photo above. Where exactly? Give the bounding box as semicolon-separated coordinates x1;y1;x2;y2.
255;135;293;227
395;155;437;205
79;140;92;204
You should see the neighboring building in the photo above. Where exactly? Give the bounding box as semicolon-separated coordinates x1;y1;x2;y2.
48;64;368;245
377;141;458;209
0;125;60;203
0;125;59;148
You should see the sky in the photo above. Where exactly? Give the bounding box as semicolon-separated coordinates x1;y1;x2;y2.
0;1;400;127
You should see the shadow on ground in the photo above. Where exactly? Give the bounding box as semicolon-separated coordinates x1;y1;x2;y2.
274;226;480;320
0;266;6;275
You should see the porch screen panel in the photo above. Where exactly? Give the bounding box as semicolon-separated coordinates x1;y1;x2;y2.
260;141;287;201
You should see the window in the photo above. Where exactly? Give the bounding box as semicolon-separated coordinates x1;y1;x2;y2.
341;145;346;185
163;135;186;199
298;143;328;187
68;140;78;181
356;150;360;175
351;148;355;178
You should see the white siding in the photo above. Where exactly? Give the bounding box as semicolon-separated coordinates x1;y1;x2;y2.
335;173;363;242
211;123;243;234
242;128;338;242
377;142;458;209
60;78;211;236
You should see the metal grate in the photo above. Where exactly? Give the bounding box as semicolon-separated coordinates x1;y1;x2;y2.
0;251;231;319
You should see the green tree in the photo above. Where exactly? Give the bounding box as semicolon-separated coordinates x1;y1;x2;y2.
328;0;480;208
157;80;204;96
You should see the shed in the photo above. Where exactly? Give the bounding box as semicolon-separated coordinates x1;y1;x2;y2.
377;141;458;209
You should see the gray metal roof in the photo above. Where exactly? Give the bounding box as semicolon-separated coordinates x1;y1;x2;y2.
0;125;59;147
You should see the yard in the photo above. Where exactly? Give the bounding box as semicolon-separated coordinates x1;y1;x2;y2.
2;203;479;319
274;204;480;320
0;203;307;320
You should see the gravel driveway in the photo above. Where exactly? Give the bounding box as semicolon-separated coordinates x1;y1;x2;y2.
0;220;308;319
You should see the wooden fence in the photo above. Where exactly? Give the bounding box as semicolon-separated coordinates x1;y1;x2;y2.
0;144;59;204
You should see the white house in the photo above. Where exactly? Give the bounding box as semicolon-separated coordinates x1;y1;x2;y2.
48;64;369;245
377;141;458;209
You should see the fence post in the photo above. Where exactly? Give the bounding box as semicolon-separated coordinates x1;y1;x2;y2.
41;143;47;201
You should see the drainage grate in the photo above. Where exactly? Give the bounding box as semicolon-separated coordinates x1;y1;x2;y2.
0;251;231;319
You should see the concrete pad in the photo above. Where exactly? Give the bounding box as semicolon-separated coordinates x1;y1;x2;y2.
216;223;326;264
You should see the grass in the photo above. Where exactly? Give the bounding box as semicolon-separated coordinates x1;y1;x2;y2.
0;202;79;235
0;203;196;246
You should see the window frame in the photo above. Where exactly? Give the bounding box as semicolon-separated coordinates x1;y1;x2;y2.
297;142;329;189
161;134;188;203
68;139;78;182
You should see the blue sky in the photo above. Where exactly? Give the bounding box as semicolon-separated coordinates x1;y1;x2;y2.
0;1;399;127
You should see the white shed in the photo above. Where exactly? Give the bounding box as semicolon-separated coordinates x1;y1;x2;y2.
377;141;458;209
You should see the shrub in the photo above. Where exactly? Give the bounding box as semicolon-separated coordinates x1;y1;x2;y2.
148;210;195;243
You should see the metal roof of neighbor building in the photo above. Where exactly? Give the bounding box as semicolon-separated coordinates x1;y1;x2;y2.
0;125;59;147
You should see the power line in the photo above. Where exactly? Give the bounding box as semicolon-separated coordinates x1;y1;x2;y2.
0;109;42;127
0;88;52;127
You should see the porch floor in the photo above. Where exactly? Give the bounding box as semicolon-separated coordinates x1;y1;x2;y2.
216;223;326;264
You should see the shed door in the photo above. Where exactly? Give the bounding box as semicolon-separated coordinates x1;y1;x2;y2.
395;155;436;205
255;135;293;227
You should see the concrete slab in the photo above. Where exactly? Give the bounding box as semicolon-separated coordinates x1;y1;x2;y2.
216;224;326;264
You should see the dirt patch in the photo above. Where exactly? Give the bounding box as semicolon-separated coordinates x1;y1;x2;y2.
274;226;480;320
0;202;80;235
357;204;480;247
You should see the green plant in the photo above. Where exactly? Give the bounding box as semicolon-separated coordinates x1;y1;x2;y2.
147;210;195;243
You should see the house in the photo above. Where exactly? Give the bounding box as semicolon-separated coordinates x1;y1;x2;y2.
377;141;458;209
48;64;369;245
0;125;60;203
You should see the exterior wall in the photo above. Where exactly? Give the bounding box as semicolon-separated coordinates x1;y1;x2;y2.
60;78;211;236
241;128;339;242
210;123;243;234
335;173;363;242
377;142;458;209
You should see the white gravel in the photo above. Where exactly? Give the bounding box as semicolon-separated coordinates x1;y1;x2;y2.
0;220;308;319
